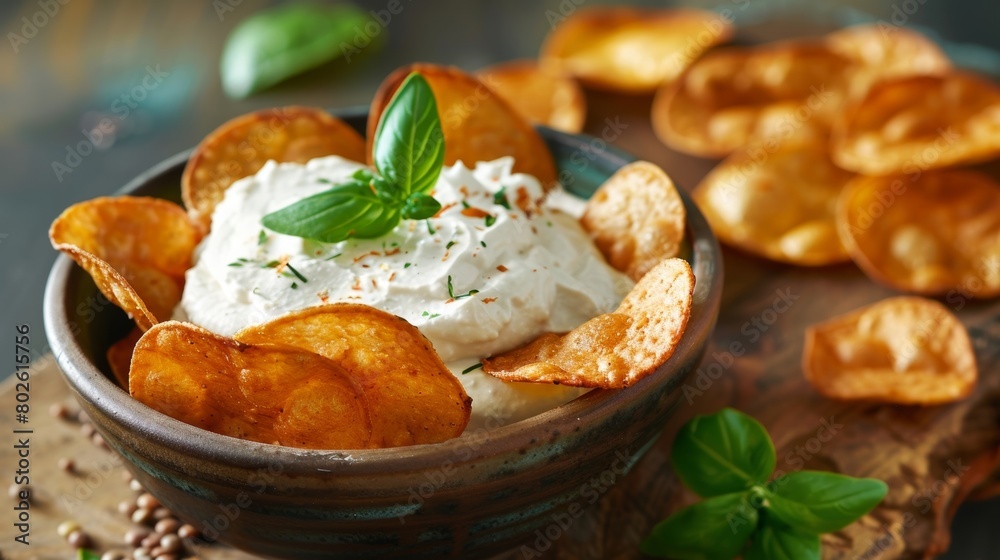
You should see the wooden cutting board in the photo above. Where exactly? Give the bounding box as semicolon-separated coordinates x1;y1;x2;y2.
2;95;999;560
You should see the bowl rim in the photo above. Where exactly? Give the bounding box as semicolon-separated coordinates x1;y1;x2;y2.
44;108;723;476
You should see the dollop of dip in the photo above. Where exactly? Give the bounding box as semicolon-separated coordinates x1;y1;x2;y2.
180;156;633;430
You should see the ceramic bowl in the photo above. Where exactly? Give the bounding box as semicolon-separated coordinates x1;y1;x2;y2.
44;109;723;559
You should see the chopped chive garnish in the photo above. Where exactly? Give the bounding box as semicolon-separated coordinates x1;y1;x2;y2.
422;311;440;319
461;200;470;209
262;260;281;268
494;187;510;209
447;275;479;299
480;241;487;248
462;362;483;375
227;262;243;267
547;220;553;227
257;230;267;245
426;220;436;235
404;262;412;269
291;282;299;289
324;253;342;261
318;178;332;184
446;240;457;249
285;263;308;283
484;214;496;227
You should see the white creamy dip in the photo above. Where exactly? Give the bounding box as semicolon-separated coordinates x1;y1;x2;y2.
180;156;633;429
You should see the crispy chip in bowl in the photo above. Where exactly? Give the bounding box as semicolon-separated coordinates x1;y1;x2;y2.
803;297;976;404
826;24;951;96
483;258;694;389
694;137;855;266
49;196;198;330
476;60;586;133
652;41;854;157
130;321;372;450
234;303;471;447
367;64;557;188
540;7;733;93
581;161;686;281
182;106;366;232
836;169;1000;298
832;72;1000;175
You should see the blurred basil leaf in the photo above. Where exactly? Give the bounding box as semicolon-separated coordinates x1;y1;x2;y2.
221;3;376;98
744;516;821;560
641;492;757;559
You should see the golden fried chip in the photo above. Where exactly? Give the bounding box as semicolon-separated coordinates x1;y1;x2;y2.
581;161;686;280
832;73;1000;175
234;303;471;447
49;197;198;330
803;297;976;404
483;258;694;388
826;24;951;97
836;170;1000;298
476;60;586;133
693;139;855;266
130;321;371;450
182;106;366;231
107;328;142;390
540;7;733;93
367;64;557;188
652;41;854;157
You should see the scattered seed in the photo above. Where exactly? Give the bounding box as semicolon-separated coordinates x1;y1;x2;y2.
130;479;144;492
159;533;181;552
67;529;90;548
49;402;69;419
58;457;75;472
141;531;163;548
133;548;152;560
153;507;172;521
132;507;154;525
101;552;127;560
125;528;150;547
137;493;160;509
155;518;179;535
7;483;27;500
118;500;137;517
77;410;90;423
154;555;179;560
57;520;80;538
122;470;134;483
177;524;198;539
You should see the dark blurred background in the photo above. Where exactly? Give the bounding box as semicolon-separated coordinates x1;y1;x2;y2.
1;0;998;557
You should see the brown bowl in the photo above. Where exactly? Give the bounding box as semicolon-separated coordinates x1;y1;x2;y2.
44;109;723;559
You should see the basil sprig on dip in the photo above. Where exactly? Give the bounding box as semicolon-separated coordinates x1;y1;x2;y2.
261;72;444;242
642;408;887;560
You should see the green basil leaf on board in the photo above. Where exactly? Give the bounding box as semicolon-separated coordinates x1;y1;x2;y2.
221;3;375;98
765;471;889;534
373;72;446;196
671;408;776;497
744;515;821;560
641;492;757;560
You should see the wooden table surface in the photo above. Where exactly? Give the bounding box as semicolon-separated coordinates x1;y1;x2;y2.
3;0;1000;558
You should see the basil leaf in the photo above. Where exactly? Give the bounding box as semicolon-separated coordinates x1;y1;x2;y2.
745;516;820;560
402;192;442;220
641;492;757;560
766;471;888;534
373;73;445;196
261;180;399;242
221;4;375;98
672;408;776;497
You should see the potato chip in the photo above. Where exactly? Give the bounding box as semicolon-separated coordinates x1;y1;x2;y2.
234;303;471;447
803;297;976;404
182;106;366;231
107;327;142;390
581;161;686;280
476;60;586;133
693;138;855;266
130;321;372;450
836;169;1000;298
826;24;951;97
540;7;733;93
367;64;558;188
483;258;694;388
652;41;854;157
832;73;1000;175
49;196;198;330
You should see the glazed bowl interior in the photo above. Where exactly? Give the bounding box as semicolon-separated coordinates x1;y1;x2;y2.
44;108;723;558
